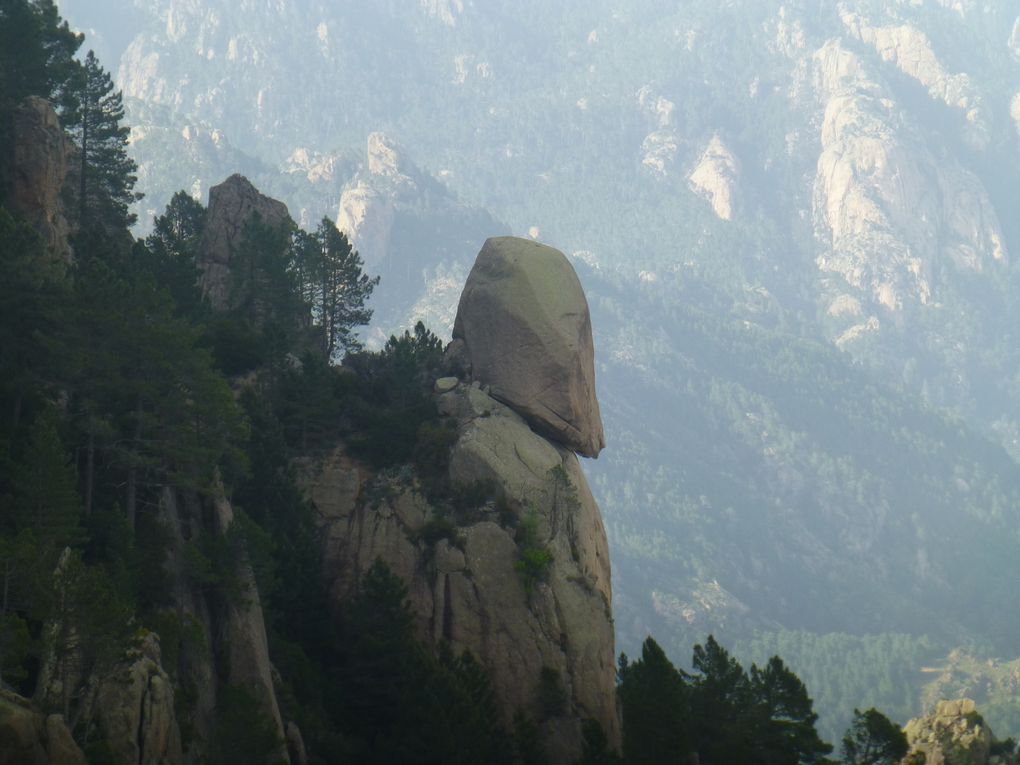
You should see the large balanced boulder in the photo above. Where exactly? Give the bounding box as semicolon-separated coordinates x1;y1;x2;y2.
452;236;605;457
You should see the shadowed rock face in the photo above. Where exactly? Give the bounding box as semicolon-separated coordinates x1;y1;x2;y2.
197;173;290;309
0;691;87;765
9;97;73;262
453;236;605;457
94;634;182;765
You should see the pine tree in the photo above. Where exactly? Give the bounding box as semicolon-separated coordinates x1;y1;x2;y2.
143;190;207;319
617;637;691;764
12;407;85;554
69;256;244;530
231;213;300;329
68;50;139;234
310;218;378;358
0;208;69;433
690;634;755;764
749;656;834;765
840;708;908;765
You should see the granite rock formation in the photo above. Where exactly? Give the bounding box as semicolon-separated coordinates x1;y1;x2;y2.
8;97;73;262
0;691;86;765
297;239;617;759
901;698;1017;765
196;173;290;309
93;634;183;765
452;236;605;457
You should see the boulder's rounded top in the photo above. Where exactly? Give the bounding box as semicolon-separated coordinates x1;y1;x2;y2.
453;236;604;457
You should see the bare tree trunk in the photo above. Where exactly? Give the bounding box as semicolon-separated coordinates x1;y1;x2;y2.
11;393;22;433
126;399;142;532
78;115;88;224
84;426;95;517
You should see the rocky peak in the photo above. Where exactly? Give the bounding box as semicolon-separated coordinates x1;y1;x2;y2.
902;699;1017;765
196;173;290;309
452;236;605;458
688;134;740;221
840;10;989;150
297;238;617;759
366;131;406;178
420;0;464;27
8;96;73;262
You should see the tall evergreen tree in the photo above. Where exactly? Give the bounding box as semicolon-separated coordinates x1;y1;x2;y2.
143;190;207;318
309;218;378;359
69;256;244;530
690;634;755;764
0;208;69;434
840;708;909;765
231;213;301;329
617;637;691;765
68;50;138;234
749;656;834;765
11;407;84;554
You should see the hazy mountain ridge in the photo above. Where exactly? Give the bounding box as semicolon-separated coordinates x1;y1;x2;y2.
55;0;1020;741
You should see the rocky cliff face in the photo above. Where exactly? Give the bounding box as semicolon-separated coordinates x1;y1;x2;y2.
332;131;504;341
298;236;617;760
156;482;292;765
8;97;74;262
688;134;740;221
196;173;290;309
812;38;1006;333
335;133;404;270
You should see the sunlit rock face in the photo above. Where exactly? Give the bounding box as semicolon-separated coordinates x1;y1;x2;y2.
453;236;605;458
902;699;995;765
688;134;740;221
811;40;1006;325
840;9;990;150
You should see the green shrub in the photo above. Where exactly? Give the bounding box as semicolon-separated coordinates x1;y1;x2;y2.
514;508;554;597
414;516;465;554
209;685;285;765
